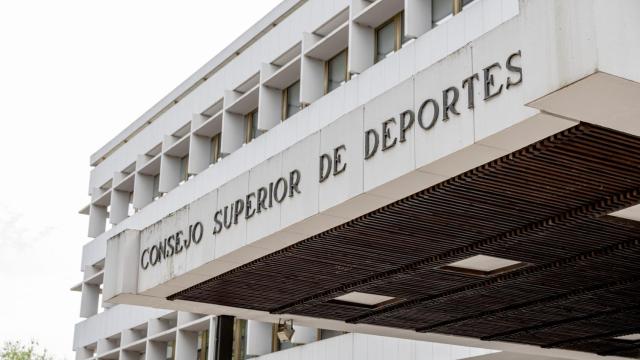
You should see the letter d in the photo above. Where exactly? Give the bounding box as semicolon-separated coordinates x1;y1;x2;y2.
364;129;379;160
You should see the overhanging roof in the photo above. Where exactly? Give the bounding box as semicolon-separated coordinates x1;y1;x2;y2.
171;123;640;358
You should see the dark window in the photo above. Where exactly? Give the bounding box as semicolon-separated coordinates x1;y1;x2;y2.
210;134;221;164
326;49;348;94
375;12;407;63
282;81;301;120
244;109;259;144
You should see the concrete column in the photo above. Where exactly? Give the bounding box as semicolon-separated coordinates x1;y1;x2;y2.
301;32;326;105
79;283;99;318
405;0;433;38
246;320;272;357
348;0;375;74
145;341;166;360
133;172;154;209
188;133;212;175
159;154;181;193
103;230;140;303
110;189;130;225
207;318;216;360
175;330;198;359
87;204;107;237
221;90;245;155
258;63;283;131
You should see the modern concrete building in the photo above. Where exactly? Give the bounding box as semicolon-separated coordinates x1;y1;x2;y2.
73;0;640;359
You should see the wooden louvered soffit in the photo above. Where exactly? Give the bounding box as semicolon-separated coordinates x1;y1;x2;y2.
171;123;640;358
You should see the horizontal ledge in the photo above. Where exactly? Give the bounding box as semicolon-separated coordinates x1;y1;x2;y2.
193;110;223;137
263;55;301;89
305;22;349;61
114;172;135;192
353;0;404;28
78;204;90;215
138;154;161;176
164;135;190;158
226;85;260;115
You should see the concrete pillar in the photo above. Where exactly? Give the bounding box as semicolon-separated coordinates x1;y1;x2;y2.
188;132;212;175
110;189;130;225
221;95;245;155
145;341;166;360
88;204;107;237
348;0;375;74
103;230;140;303
246;320;273;357
133;172;154;209
405;0;433;38
79;283;99;318
176;330;198;359
159;153;181;193
258;63;283;131
301;32;326;105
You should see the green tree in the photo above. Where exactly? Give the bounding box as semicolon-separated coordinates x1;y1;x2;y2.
0;340;53;360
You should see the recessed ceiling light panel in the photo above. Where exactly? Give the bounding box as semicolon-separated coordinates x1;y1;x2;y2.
615;334;640;341
440;255;526;276
331;292;396;308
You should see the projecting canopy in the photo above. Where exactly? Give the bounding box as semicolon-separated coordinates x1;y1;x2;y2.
171;123;640;358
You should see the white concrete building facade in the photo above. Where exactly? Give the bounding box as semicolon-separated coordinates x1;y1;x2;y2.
74;0;640;359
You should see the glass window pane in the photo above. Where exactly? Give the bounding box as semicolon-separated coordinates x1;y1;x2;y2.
152;174;160;199
376;21;396;62
252;110;258;138
285;81;301;119
245;109;258;143
210;134;221;164
432;0;453;26
179;155;189;182
327;50;347;93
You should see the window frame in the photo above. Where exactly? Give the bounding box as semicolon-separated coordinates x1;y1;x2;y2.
210;133;221;165
281;80;301;121
244;109;258;144
324;48;349;95
152;173;161;200
374;11;405;64
433;0;470;27
179;154;189;183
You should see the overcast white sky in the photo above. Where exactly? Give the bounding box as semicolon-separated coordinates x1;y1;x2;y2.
0;0;281;358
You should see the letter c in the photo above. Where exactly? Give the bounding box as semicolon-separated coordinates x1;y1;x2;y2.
140;248;150;270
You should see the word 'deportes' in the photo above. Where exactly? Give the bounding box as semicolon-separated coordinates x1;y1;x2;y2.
212;169;302;235
140;222;204;270
365;50;523;159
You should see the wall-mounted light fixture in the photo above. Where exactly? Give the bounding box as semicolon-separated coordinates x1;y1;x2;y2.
277;319;295;342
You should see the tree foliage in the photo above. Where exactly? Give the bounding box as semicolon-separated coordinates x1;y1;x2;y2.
0;340;54;360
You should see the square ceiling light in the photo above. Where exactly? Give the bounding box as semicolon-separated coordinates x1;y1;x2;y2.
615;334;640;341
440;255;526;276
331;292;396;308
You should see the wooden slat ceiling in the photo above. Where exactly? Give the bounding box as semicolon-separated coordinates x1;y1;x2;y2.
170;123;640;358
